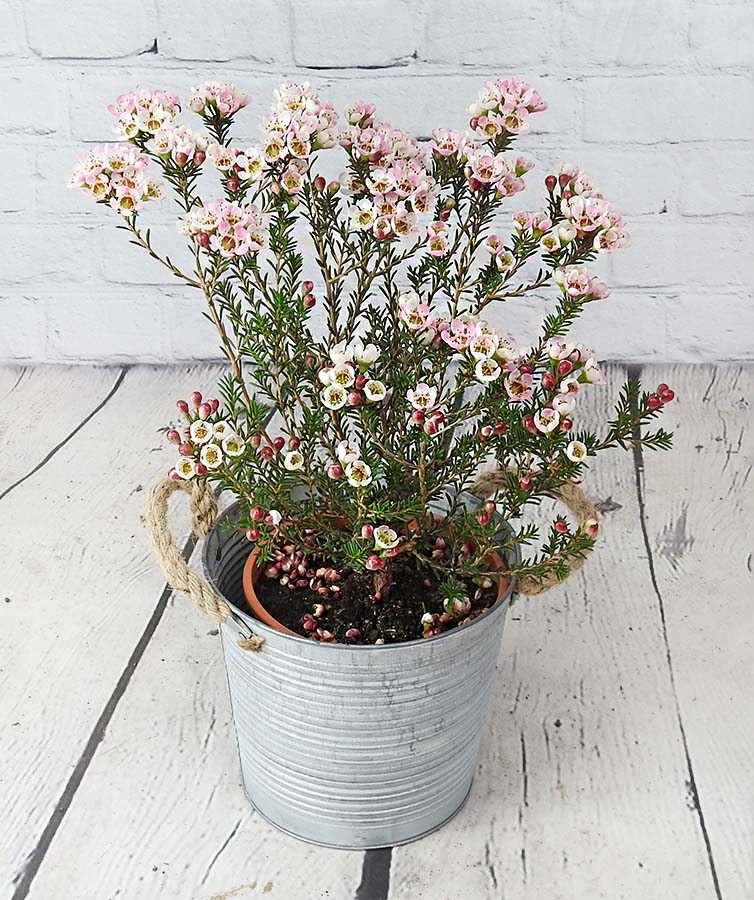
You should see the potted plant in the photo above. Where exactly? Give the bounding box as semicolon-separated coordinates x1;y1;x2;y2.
71;78;674;848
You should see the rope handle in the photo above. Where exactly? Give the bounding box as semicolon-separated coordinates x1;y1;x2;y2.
143;476;263;651
471;469;598;596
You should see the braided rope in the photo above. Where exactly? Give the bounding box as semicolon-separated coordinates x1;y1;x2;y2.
144;476;263;651
471;469;598;596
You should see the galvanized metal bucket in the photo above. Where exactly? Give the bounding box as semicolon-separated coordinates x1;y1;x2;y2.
202;501;516;849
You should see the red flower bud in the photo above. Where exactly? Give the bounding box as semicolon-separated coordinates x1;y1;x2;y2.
327;463;343;480
411;409;425;424
559;173;570;188
196;232;210;248
347;390;362;406
519;363;532;375
249;433;261;448
479;425;493;441
302;280;314;293
250;506;265;521
303;293;316;309
522;414;536;433
554;518;568;534
657;383;669;394
541;372;556;389
648;394;661;410
176;400;189;415
271;436;284;451
355;374;367;389
366;554;385;571
260;446;273;461
493;421;506;435
198;402;211;419
660;388;675;403
166;429;181;443
423;418;439;435
246;527;260;542
545;174;557;192
174;151;189;167
288;435;300;450
168;468;180;481
560;418;573;431
313;175;326;192
361;524;374;539
226;176;239;192
208;397;219;412
178;443;193;457
476;511;490;526
520;475;532;490
194;462;207;476
557;359;573;376
193;149;206;165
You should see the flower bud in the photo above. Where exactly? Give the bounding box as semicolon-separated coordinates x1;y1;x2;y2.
178;443;193;457
560;418;573;431
484;500;496;513
327;463;343;480
347;390;362;406
302;280;314;293
545;174;557;192
194;149;206;165
288;435;300;450
249;433;261;448
522;414;536;434
411;409;425;424
361;524;374;539
273;436;285;451
345;628;361;642
208;397;219;412
198;402;212;419
327;180;340;194
366;554;385;571
303;293;316;309
176;400;189;415
476;511;490;526
226;176;239;192
479;425;493;441
191;391;203;407
194;463;207;476
648;394;661;410
557;360;573;376
493;422;506;435
168;468;180;481
314;175;326;192
260;446;273;461
541;372;556;389
175;151;189;167
660;388;675;403
197;233;210;248
250;506;265;521
584;516;599;537
246;527;260;542
166;429;181;444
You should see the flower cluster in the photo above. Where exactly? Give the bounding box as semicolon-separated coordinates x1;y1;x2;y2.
108;89;181;141
67;144;162;215
179;199;269;257
260;81;338;164
467;77;548;137
340;106;436;239
189;81;249;117
167;392;245;480
319;341;385;411
547;163;631;251
146;123;208;168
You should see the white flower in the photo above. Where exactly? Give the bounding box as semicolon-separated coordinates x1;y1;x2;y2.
318;367;333;385
267;509;282;526
565;440;588;462
469;334;498;360
559;377;580;395
475;358;501;383
552;393;576;415
583;359;605;384
406;382;437;410
364;379;387;402
533;408;560;433
221;434;245;457
346;459;372;487
321;384;347;409
174;457;195;479
329;341;352;366
349;198;376;230
283;450;304;471
373;525;399;550
330;362;355;388
190;419;213;444
495;335;518;362
200;443;223;468
353;341;380;367
337;440;360;464
212;420;233;439
546;339;575;361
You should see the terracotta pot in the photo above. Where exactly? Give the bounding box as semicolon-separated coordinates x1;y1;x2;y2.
242;543;510;638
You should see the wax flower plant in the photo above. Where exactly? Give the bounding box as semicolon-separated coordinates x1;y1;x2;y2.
71;78;674;645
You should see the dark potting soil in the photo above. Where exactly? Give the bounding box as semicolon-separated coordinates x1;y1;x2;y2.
253;555;498;645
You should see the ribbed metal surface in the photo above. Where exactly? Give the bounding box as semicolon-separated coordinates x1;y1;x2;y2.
203;502;515;849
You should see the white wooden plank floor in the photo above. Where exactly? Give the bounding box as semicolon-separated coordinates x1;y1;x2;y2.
1;363;752;900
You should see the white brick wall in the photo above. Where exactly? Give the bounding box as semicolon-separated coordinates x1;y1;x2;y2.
1;0;752;363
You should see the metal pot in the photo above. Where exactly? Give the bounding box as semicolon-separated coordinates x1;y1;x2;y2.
202;499;517;849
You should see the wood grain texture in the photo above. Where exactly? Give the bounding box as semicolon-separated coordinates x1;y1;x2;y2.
389;366;719;900
0;364;223;899
0;366;122;494
637;364;754;900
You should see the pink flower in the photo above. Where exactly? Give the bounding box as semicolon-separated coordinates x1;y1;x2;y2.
189;81;249;116
512;210;533;232
561;196;611;235
546;339;575;361
504;369;533;402
344;101;376;127
68;144;162;216
430;128;464;157
555;265;610;300
534;407;560;433
398;291;434;331
108;89;181;141
439;318;476;351
180;199;269;258
467;78;547;137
